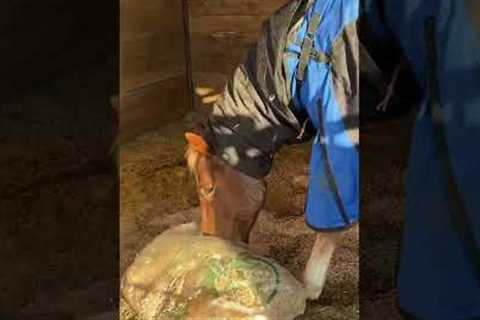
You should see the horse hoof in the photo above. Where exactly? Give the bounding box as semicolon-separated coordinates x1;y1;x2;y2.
304;286;323;301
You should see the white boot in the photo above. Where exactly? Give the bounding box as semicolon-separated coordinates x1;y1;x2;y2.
303;232;341;300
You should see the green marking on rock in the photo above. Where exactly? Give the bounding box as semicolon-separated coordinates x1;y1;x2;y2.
200;253;281;306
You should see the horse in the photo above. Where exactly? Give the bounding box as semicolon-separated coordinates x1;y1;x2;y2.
182;0;360;300
184;130;343;300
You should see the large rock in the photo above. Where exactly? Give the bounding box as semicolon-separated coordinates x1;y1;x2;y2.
121;223;306;320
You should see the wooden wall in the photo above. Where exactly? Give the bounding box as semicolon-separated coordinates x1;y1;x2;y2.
187;0;290;107
120;0;293;139
120;0;190;140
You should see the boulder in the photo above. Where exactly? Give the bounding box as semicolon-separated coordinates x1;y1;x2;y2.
121;223;306;320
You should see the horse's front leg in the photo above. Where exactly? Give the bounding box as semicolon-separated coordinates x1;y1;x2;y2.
303;231;343;300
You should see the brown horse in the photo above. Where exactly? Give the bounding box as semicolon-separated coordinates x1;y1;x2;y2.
185;131;343;300
185;132;266;244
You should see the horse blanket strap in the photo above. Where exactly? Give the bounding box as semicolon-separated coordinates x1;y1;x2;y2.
311;50;331;64
296;13;322;82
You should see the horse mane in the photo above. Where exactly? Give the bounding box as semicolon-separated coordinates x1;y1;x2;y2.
184;129;211;175
185;145;200;175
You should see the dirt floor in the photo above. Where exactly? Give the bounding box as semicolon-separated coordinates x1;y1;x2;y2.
360;113;415;319
0;63;118;319
119;109;415;320
119;119;359;320
0;57;412;319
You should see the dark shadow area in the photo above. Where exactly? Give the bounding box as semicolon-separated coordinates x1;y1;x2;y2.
359;111;415;319
358;9;422;124
0;1;119;319
0;1;116;105
359;2;480;318
358;14;421;319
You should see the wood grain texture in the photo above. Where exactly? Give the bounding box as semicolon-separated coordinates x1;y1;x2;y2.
187;0;290;96
190;30;257;78
120;0;190;137
120;0;187;92
119;75;190;141
121;32;186;92
191;55;239;75
121;0;184;41
190;31;256;60
119;0;292;138
190;15;268;34
189;0;288;16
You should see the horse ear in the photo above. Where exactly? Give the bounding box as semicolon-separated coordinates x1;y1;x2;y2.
185;132;209;155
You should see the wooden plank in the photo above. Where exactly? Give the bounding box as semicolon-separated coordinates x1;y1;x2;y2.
189;29;258;76
189;31;257;60
188;1;296;118
193;72;229;90
120;0;187;93
187;6;276;80
119;74;190;141
120;0;184;40
189;15;268;34
188;0;289;16
191;55;239;75
120;31;186;92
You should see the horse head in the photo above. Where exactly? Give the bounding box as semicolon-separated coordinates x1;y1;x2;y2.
185;132;266;244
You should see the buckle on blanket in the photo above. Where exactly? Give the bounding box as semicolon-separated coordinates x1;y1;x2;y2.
296;13;322;82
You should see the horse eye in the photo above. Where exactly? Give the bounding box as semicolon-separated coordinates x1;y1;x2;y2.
199;185;216;198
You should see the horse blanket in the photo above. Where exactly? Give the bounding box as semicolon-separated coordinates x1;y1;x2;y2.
201;0;360;231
